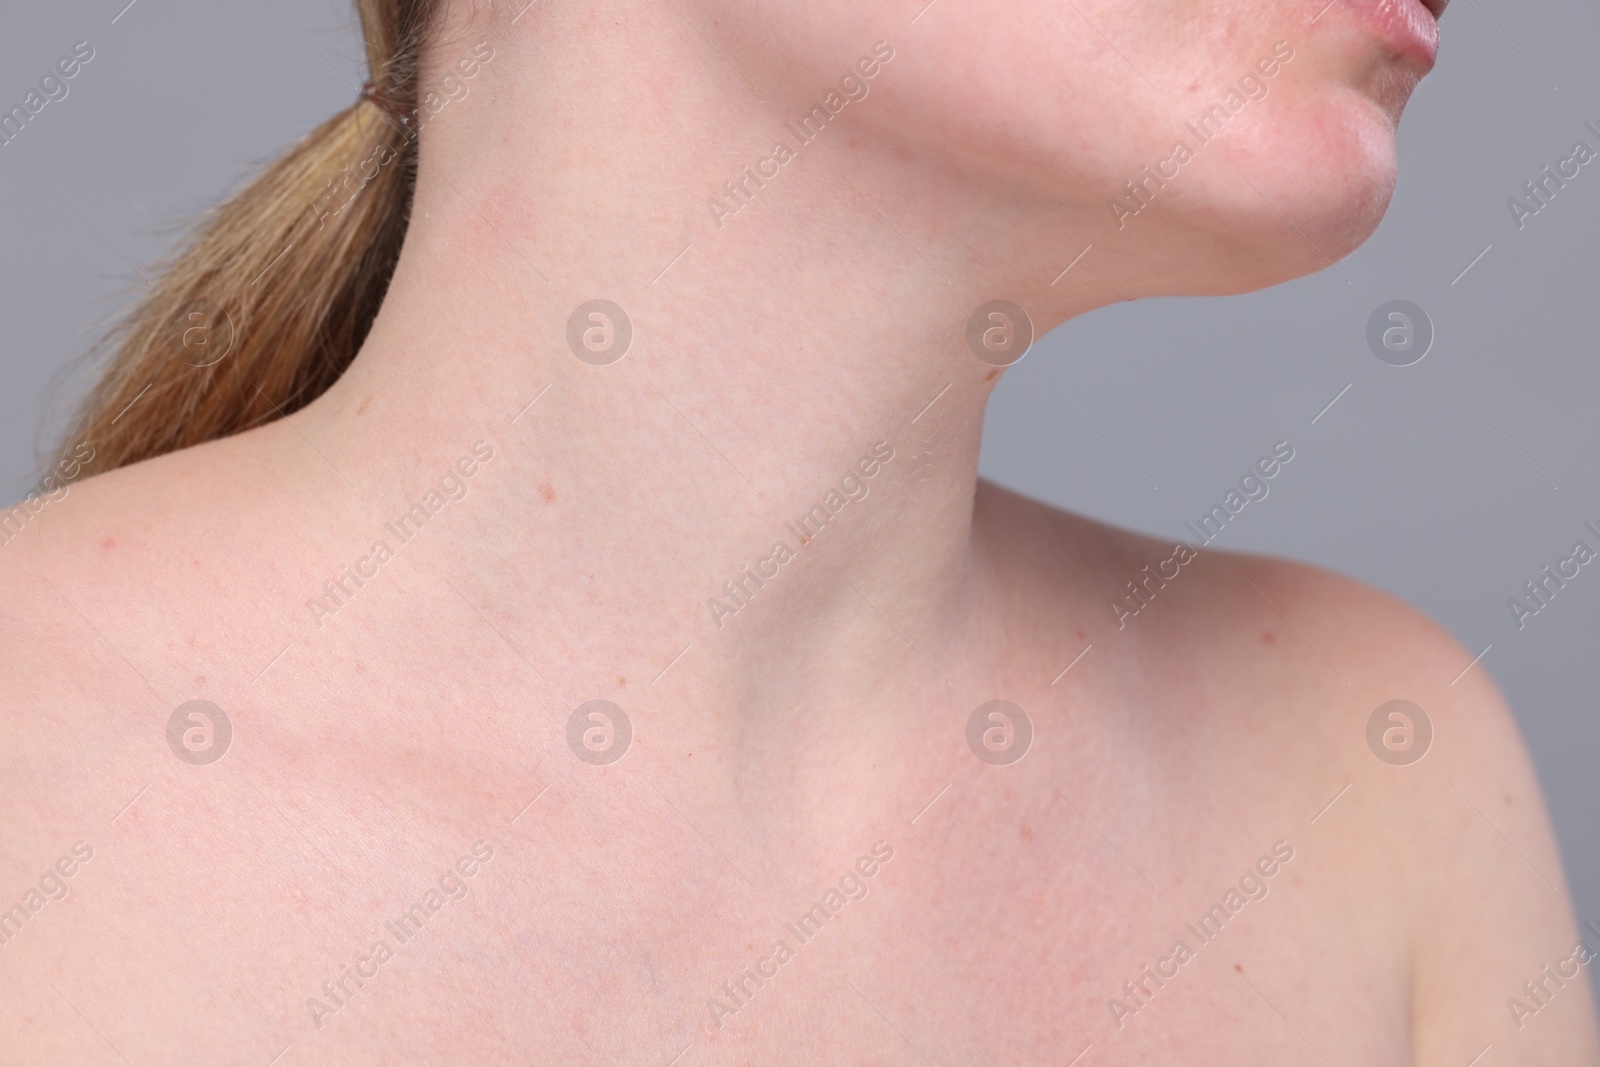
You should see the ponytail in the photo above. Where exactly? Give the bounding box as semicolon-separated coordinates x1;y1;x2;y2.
58;0;437;479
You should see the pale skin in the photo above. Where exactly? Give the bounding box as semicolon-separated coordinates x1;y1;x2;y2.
1;0;1595;1062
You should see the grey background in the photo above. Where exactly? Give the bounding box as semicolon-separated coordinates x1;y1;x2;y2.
2;0;1596;1014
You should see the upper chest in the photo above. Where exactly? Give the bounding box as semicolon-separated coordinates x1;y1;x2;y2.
1;706;1414;1067
2;568;1414;1065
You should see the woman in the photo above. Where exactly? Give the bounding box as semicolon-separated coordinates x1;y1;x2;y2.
2;0;1594;1062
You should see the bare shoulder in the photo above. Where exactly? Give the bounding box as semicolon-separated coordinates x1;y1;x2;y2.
0;443;217;668
1197;551;1597;1064
0;448;203;754
0;432;293;814
0;458;181;993
0;424;298;631
1227;554;1599;1065
978;479;1600;1064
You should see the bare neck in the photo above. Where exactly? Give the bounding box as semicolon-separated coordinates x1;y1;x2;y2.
288;1;1110;716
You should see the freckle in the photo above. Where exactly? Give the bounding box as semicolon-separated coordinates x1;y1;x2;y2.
195;675;206;686
984;369;999;381
356;396;373;416
539;483;556;503
1261;631;1276;644
1020;823;1034;843
1504;793;1514;805
618;676;626;687
1235;963;1243;973
102;538;116;550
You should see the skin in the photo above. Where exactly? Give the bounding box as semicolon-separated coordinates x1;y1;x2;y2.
1;0;1595;1062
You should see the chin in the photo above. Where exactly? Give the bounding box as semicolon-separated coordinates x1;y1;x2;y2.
1181;97;1402;293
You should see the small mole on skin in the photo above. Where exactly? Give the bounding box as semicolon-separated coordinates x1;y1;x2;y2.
1261;631;1277;645
355;396;373;416
1235;963;1244;973
618;676;626;687
539;483;556;503
1504;793;1514;806
1020;823;1034;843
102;538;116;551
984;369;1000;382
1075;629;1086;641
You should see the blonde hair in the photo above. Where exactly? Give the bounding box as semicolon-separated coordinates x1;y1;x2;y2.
57;0;438;479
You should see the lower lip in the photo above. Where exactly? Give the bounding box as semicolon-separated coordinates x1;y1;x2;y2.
1329;0;1441;71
